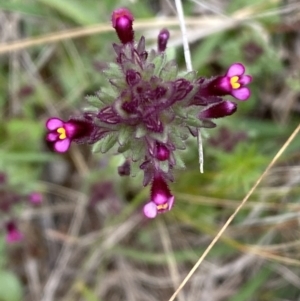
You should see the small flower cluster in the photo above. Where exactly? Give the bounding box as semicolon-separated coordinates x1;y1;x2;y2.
46;8;252;218
0;172;42;243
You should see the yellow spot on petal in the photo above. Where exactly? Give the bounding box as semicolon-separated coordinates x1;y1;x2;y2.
230;76;241;89
57;127;66;140
157;203;168;210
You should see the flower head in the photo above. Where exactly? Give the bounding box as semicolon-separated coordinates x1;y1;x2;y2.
5;221;23;243
46;117;95;153
143;176;174;218
45;8;253;219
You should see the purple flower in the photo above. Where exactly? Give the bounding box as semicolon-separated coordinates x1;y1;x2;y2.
157;29;170;53
199;101;237;119
193;63;252;104
5;221;23;243
214;63;252;101
46;117;95;153
28;192;42;205
112;8;134;44
143;176;174;218
45;8;253;219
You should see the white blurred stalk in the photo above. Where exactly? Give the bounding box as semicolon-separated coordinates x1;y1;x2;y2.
175;0;204;173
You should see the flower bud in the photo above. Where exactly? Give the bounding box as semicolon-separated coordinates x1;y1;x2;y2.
112;8;134;44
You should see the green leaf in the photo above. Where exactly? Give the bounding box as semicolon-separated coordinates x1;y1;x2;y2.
160;60;178;81
96;87;118;106
159;160;169;174
169;128;187;150
150;129;168;144
135;126;147;139
102;63;123;79
85;95;101;108
118;126;133;146
117;141;131;153
185;114;205;128
142;63;155;81
172;151;185;169
0;271;23;301
92;134;117;153
152;54;166;76
131;141;144;162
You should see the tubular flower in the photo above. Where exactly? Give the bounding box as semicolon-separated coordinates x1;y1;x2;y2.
208;63;252;101
217;63;252;100
46;117;96;153
45;8;252;218
143;176;174;219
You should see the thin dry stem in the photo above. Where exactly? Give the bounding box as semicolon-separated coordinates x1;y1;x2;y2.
175;0;204;174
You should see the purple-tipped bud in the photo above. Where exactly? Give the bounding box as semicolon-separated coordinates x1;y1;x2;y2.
199;101;237;119
155;142;170;161
46;117;95;153
126;70;141;86
157;29;170;53
143;176;174;218
112;8;134;44
29;192;42;205
118;160;131;176
5;221;23;243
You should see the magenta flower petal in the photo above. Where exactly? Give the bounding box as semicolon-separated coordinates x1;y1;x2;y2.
143;202;157;218
54;138;71;153
46;118;64;130
226;63;245;77
46;132;59;141
153;192;168;205
239;75;252;85
231;87;250;101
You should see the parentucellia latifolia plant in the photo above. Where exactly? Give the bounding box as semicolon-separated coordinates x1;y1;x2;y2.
45;8;252;219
